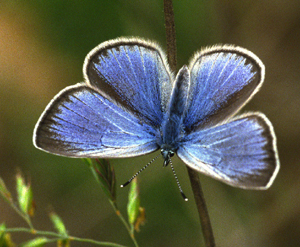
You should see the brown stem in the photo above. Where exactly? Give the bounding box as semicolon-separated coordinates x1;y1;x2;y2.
163;0;215;246
187;168;215;247
164;0;177;71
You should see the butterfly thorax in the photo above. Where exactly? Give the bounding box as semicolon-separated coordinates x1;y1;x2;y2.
158;66;190;155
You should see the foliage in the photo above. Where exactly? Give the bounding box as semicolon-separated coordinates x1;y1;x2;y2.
0;160;144;247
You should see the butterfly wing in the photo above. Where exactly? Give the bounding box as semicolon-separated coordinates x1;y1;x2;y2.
84;38;173;128
184;45;265;132
33;84;158;158
34;38;172;157
177;113;279;189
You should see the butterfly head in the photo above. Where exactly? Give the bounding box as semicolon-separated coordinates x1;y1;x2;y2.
161;146;175;167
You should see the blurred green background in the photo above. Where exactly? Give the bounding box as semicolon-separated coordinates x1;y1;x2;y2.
1;0;299;246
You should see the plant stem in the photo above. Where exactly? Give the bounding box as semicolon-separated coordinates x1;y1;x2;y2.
163;0;177;71
5;198;35;230
187;168;215;247
109;200;139;247
163;1;215;246
5;227;125;247
85;159;139;246
5;228;127;247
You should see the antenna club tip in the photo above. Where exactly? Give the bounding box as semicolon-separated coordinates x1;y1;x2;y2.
181;192;188;201
121;181;130;187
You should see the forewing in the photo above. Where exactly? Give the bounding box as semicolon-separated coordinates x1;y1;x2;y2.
177;113;279;189
33;84;158;158
84;37;172;128
184;45;265;132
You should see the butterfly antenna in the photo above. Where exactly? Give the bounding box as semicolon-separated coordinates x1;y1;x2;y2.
169;160;188;201
120;154;160;188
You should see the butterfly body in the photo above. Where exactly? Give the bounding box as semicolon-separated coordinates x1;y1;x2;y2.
159;66;189;154
33;37;279;190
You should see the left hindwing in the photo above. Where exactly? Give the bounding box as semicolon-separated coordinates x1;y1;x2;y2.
33;84;158;158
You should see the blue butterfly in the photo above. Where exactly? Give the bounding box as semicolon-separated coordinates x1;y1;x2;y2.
33;37;279;190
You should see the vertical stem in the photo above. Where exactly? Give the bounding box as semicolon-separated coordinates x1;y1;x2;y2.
187;168;215;247
163;1;215;246
164;0;177;71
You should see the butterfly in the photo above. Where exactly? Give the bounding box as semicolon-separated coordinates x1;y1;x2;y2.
33;37;279;190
